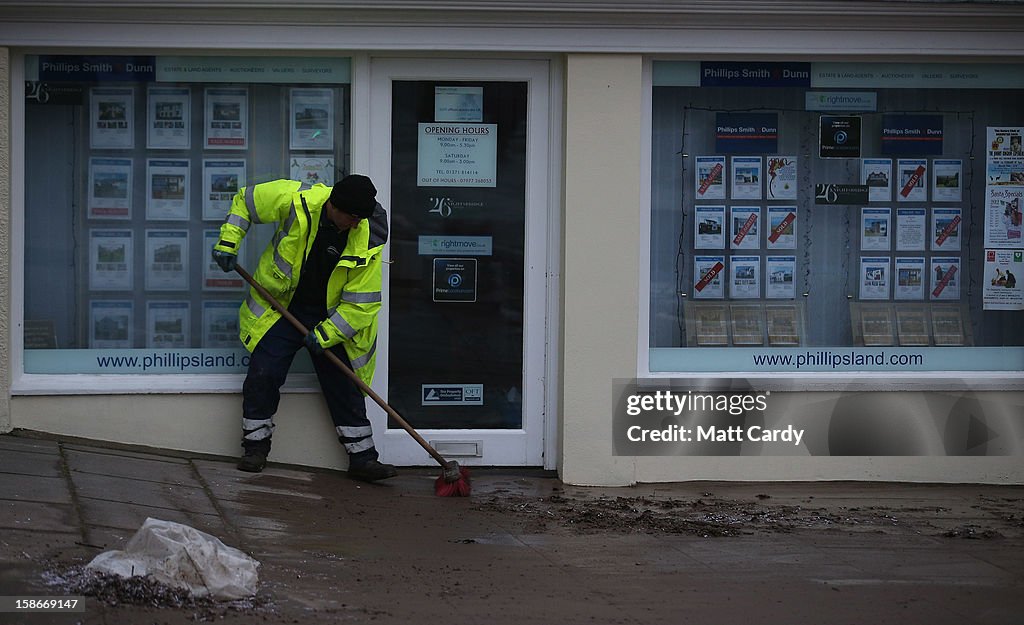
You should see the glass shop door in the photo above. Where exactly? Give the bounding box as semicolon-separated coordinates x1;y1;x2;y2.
368;58;550;466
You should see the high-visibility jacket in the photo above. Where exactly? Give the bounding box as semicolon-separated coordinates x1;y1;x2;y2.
214;179;388;386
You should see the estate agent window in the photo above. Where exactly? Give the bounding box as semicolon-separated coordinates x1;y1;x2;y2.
21;55;351;376
649;61;1024;374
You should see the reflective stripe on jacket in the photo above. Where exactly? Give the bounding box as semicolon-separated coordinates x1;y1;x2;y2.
214;179;388;386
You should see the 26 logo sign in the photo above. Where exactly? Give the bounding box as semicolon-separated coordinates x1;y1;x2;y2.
814;184;839;204
25;81;50;103
813;184;869;205
428;197;453;217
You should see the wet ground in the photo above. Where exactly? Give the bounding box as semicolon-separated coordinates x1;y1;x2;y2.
1;431;1022;624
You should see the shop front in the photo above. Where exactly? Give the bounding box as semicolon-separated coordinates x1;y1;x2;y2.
1;2;1022;484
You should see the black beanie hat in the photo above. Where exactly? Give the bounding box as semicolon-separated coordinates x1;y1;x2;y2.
329;174;377;218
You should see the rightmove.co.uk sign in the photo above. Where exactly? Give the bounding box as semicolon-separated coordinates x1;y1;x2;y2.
805;91;877;112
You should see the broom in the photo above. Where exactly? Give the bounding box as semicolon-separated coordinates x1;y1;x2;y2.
235;264;471;497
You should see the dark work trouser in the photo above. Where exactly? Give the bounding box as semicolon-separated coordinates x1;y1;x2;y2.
240;304;379;465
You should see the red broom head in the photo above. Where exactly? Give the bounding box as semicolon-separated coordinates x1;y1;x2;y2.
434;466;471;497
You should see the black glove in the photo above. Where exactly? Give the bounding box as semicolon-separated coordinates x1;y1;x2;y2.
304;330;325;356
211;249;237;273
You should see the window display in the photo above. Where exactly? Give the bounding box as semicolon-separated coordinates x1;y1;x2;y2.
22;55;351;375
650;61;1024;373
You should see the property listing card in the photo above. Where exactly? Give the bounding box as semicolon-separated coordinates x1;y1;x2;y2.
896;207;926;251
930;256;961;301
695;156;726;200
931;207;962;252
931;159;963;202
146;159;190;221
145;229;189;291
88;157;133;219
729;255;761;299
147;86;190;150
861;208;892;251
766;206;797;249
89;229;133;291
730;156;762;200
90;87;134;149
859;256;891;300
766;156;797;200
730;206;761;250
765;256;796;299
693;255;726;299
862;158;892;202
89;300;133;348
894;256;926;300
897;159;928;202
204;87;248;149
693;205;726;249
147;300;190;348
202;159;245;221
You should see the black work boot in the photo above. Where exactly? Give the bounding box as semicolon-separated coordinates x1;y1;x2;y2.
237;449;268;473
348;459;398;482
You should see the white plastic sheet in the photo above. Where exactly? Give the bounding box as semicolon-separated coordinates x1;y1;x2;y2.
86;517;259;600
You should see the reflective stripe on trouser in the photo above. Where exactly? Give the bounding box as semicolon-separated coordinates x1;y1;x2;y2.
243;418;275;442
336;425;375;454
241;304;378;463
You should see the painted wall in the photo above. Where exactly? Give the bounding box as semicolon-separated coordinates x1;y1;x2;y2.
11;393;355;469
561;54;642;486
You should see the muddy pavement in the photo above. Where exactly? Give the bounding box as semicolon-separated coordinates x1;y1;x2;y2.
1;433;1022;624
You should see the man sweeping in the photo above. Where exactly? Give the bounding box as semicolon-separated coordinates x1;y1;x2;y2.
211;174;398;482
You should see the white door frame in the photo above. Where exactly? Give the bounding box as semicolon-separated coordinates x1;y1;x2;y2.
358;56;552;467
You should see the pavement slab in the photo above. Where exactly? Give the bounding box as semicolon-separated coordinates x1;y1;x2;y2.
0;448;64;478
0;501;79;533
63;448;194;486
